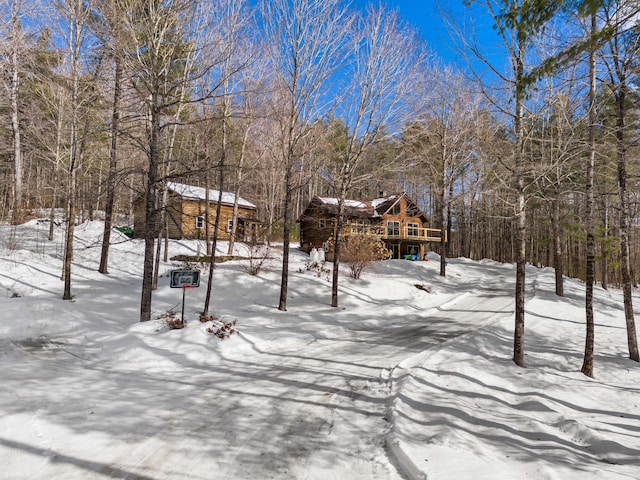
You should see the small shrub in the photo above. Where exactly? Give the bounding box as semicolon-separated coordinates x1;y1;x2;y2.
206;319;238;340
159;310;184;329
329;235;391;279
244;243;271;276
199;313;219;323
300;261;331;281
200;313;238;339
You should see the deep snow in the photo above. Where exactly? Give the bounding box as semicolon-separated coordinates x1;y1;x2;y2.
0;219;638;479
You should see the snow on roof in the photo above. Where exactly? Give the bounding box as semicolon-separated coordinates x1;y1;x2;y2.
318;197;368;209
167;182;256;209
371;194;398;208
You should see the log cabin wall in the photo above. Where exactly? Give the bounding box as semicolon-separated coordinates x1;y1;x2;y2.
134;191;258;240
377;196;429;259
298;193;437;260
177;197;256;240
299;205;337;253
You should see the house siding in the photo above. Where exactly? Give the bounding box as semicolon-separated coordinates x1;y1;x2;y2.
133;189;259;241
298;193;440;260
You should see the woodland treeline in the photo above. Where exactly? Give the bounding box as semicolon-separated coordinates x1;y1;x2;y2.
1;0;639;372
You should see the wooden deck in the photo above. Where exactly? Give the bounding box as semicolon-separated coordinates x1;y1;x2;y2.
344;225;444;242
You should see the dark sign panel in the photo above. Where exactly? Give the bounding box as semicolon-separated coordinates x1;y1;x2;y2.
170;269;201;288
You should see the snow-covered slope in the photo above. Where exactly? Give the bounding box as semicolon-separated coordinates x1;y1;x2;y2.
0;220;638;479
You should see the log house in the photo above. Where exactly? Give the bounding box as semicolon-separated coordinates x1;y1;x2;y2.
298;193;443;260
133;182;262;243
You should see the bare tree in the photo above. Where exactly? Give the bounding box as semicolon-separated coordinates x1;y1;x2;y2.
0;0;43;225
459;0;568;367
121;0;204;322
326;4;423;307
407;65;484;278
202;0;253;316
55;0;95;300
122;0;250;321
260;0;350;311
582;9;598;377
599;0;640;362
92;0;125;275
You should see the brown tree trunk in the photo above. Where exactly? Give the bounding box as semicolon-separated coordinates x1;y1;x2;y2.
582;13;597;377
600;197;608;290
615;81;640;362
513;37;526;368
140;89;161;322
99;55;122;274
331;196;346;308
553;188;563;296
278;164;293;311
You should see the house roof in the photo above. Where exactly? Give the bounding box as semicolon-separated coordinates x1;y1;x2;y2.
302;193;426;221
166;182;257;209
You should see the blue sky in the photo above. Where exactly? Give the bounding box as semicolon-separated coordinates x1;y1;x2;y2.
351;0;504;74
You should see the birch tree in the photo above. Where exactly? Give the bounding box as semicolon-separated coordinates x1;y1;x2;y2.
0;0;43;225
582;8;598;377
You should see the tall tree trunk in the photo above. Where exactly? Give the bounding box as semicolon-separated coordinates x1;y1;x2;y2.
601;197;608;290
513;34;526;368
205;168;211;256
62;5;85;301
582;12;597;377
446;180;453;261
615;78;639;362
203;167;225;316
10;39;22;225
49;93;65;241
203;101;229;316
439;157;447;277
140;89;161;322
331;195;346;308
99;55;122;274
227;127;250;254
278;164;293;311
553;186;563;296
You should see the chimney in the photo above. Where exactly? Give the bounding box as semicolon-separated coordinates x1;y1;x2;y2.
378;191;386;198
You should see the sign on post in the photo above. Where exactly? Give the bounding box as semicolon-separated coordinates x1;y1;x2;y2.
170;269;201;288
170;269;201;326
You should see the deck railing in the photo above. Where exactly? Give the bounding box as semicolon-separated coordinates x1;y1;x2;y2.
344;224;443;242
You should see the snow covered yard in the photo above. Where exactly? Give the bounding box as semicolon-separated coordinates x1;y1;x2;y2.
0;220;639;479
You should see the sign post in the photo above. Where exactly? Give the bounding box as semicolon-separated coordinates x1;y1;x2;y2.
170;269;201;326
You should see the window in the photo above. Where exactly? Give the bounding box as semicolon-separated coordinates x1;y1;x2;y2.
407;222;419;236
319;219;326;229
196;215;204;229
354;219;368;234
391;202;401;215
407;245;419;255
387;221;400;236
388;244;399;259
227;219;233;232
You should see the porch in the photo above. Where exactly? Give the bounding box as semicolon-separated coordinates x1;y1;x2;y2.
343;224;444;242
